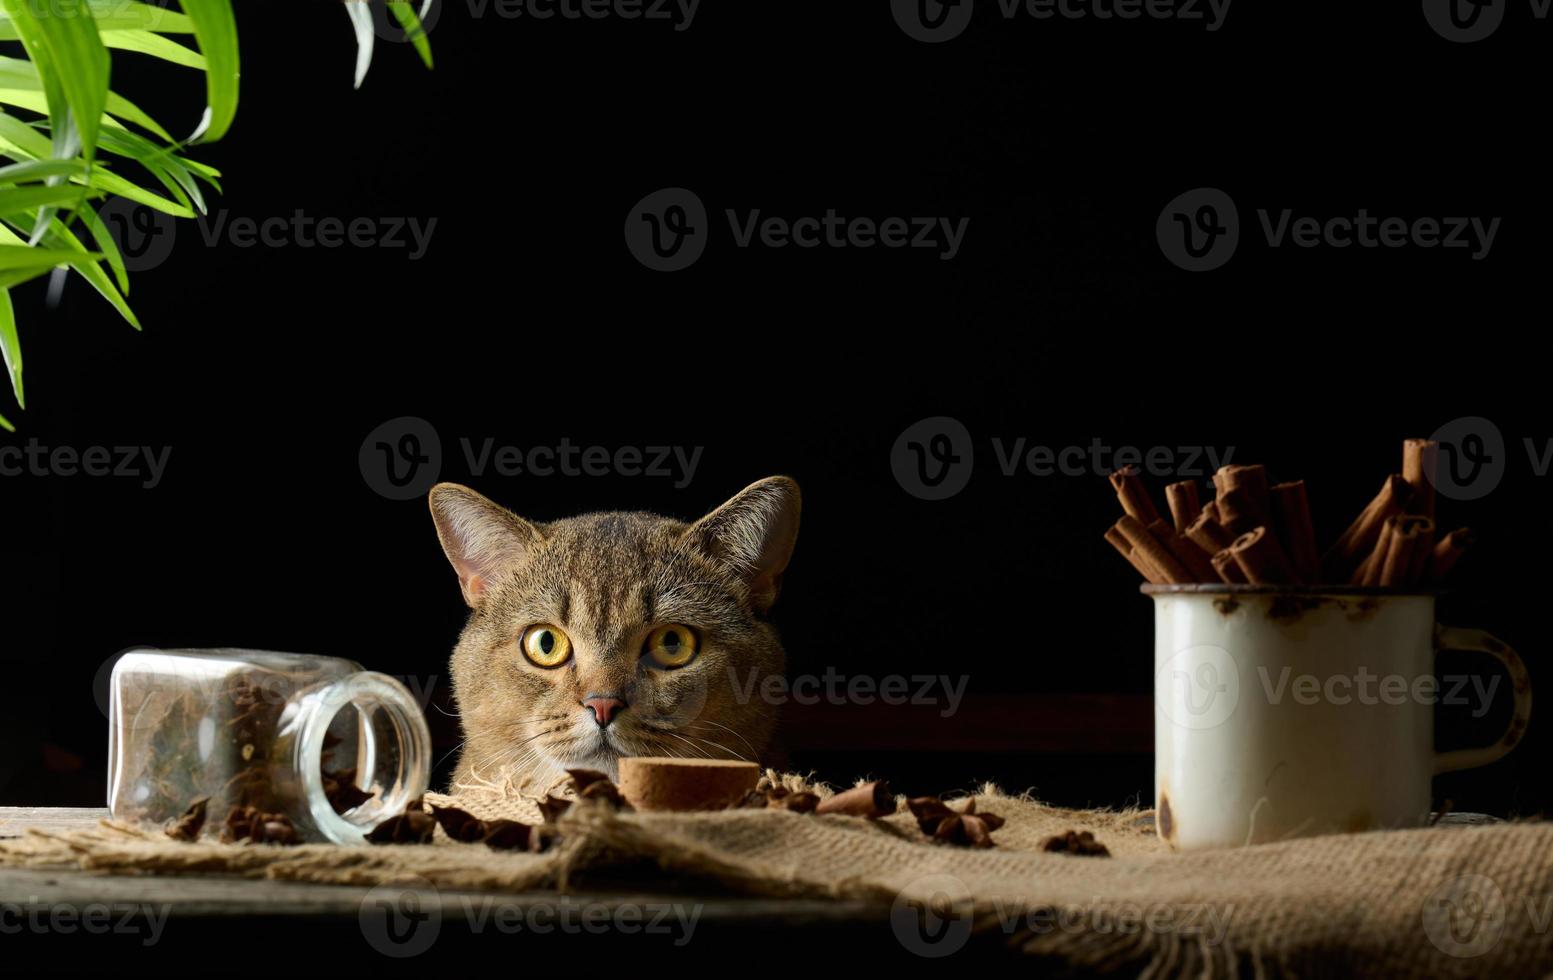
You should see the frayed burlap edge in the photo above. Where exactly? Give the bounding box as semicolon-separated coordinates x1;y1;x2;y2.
5;774;1545;978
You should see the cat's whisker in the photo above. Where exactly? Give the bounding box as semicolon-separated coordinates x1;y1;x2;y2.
684;719;759;758
684;732;752;763
658;730;714;760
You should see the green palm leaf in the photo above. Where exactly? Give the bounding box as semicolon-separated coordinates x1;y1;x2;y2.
0;0;434;422
176;0;237;142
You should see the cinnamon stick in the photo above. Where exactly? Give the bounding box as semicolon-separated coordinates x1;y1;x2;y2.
1105;526;1164;584
1217;487;1262;537
1402;439;1440;519
1356;518;1395;586
1165;481;1202;534
1228;526;1299;584
1211;549;1247;583
1114;514;1190;584
1378;515;1434;587
815;780;896;818
1324;474;1413;581
1215;465;1272;528
1430;527;1476;582
1270;480;1321;583
1184;509;1237;556
1148;518;1218;583
1109;466;1162;526
1406;518;1437;584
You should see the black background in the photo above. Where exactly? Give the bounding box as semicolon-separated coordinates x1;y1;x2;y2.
1;1;1547;821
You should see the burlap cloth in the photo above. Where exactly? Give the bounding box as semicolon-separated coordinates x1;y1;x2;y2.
3;773;1550;977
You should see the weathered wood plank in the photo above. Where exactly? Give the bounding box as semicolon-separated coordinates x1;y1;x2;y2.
0;807;109;836
0;866;879;923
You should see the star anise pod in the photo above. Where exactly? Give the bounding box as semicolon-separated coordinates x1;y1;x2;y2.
164;796;209;842
428;804;550;852
772;790;821;813
322;767;377;813
366;796;436;845
428;803;488;843
537;794;573;823
736;784;819;812
482;819;539;851
566;768;631;809
907;796;1005;848
221;804;260;842
1040;829;1111;857
220;805;299;845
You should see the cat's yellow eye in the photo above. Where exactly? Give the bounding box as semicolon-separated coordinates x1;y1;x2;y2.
520;624;572;668
643;624;699;669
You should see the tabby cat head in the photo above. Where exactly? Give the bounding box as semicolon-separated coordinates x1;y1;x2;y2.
429;477;800;788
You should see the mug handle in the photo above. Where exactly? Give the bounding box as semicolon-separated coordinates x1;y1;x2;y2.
1433;625;1534;775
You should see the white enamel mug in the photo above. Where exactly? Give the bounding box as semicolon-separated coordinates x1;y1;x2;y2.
1148;586;1532;851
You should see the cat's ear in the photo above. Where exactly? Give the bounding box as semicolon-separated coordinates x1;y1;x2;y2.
428;483;543;607
685;476;801;613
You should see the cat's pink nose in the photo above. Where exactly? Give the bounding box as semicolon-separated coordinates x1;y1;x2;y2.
583;697;627;728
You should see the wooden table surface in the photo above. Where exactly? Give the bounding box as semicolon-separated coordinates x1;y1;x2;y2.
0;805;1501;974
0;806;928;973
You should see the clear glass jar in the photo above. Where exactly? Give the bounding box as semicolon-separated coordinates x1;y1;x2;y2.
107;648;431;844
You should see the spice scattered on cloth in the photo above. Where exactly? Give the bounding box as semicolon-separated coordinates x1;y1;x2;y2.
908;795;1004;847
163;796;209;842
1041;829;1111;857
